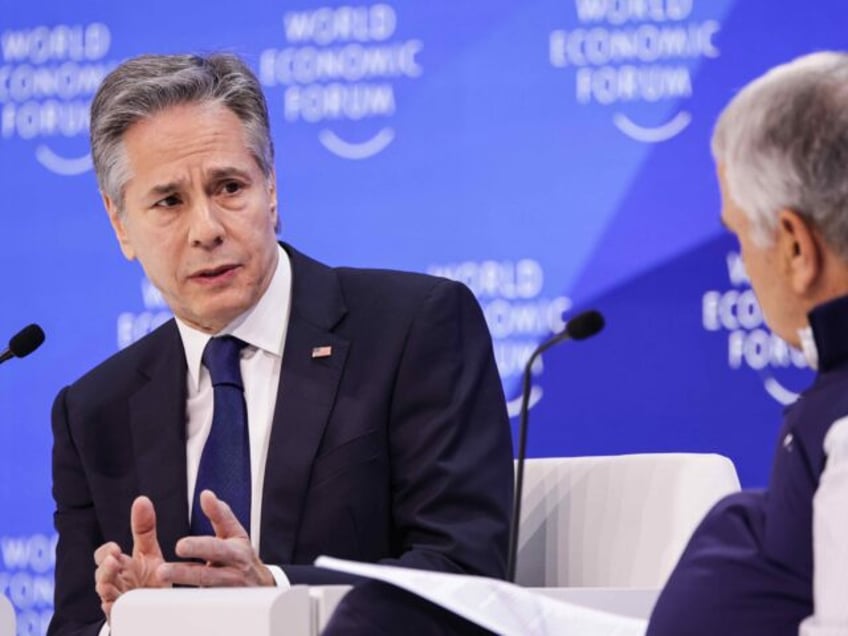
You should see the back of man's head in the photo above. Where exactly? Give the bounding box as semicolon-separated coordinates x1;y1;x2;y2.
712;51;848;258
90;53;274;211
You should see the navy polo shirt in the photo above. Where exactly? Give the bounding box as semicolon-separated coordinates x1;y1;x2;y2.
648;295;848;636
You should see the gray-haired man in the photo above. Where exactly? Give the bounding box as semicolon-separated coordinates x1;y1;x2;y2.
649;51;848;636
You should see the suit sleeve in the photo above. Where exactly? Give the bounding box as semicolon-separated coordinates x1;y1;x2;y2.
48;386;108;636
379;278;513;578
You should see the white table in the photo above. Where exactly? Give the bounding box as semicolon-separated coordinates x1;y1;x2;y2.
107;583;659;635
110;586;312;636
310;585;659;634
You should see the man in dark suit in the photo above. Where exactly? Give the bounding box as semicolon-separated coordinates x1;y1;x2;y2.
49;53;512;636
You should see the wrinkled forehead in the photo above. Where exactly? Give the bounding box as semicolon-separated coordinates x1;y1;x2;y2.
119;103;260;191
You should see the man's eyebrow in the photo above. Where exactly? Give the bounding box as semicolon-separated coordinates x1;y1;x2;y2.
142;168;252;199
208;166;253;181
147;181;183;197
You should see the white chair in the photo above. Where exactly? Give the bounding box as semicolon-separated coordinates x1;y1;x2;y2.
515;454;740;588
0;594;14;636
110;587;312;636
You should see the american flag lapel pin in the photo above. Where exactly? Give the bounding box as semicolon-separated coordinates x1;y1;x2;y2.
311;345;333;359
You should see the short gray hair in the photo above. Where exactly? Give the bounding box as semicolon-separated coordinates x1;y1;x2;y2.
90;53;274;209
712;51;848;257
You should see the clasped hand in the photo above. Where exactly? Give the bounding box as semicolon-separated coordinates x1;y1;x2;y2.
93;490;274;623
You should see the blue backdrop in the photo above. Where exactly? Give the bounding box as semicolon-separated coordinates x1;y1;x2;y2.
1;1;844;632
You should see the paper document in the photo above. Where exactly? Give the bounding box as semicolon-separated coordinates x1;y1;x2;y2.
315;556;648;636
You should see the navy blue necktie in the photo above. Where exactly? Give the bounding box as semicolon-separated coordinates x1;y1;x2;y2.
190;336;251;536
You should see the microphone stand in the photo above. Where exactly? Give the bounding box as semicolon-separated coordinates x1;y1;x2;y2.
505;310;604;582
506;331;569;582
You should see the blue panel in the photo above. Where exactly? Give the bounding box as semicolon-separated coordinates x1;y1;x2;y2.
0;1;843;630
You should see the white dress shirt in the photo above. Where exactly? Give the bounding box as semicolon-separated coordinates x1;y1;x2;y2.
100;246;293;635
799;416;848;636
175;244;292;587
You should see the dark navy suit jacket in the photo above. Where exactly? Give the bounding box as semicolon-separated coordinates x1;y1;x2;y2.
648;295;848;636
48;244;513;636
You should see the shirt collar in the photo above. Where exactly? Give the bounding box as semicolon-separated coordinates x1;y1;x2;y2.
176;244;292;392
808;294;848;373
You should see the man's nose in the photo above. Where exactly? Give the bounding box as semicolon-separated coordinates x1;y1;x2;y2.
188;199;225;248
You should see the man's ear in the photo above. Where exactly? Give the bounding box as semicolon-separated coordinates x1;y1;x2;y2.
103;193;136;261
778;208;820;294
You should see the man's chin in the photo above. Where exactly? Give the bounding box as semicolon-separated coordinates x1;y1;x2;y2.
177;303;249;334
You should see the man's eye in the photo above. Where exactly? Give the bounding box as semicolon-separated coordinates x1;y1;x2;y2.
154;195;181;208
221;181;243;195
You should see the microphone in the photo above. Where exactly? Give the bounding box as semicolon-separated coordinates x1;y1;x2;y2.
506;309;605;582
0;324;46;365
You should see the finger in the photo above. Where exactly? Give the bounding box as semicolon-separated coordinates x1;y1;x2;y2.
101;600;114;624
95;579;122;604
95;554;121;586
157;562;250;588
96;552;143;596
114;554;140;590
174;535;244;565
95;555;125;602
199;490;249;540
131;495;164;558
94;542;122;566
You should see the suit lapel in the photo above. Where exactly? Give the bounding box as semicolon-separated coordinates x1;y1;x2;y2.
259;245;349;563
128;322;189;561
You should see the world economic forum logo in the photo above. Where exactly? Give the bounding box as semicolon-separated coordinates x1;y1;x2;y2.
548;0;721;143
702;251;810;405
0;22;116;176
259;3;422;160
428;259;572;417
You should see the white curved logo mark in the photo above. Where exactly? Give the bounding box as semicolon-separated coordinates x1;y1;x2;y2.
506;385;543;418
318;127;396;160
613;111;692;143
763;376;800;406
35;145;93;176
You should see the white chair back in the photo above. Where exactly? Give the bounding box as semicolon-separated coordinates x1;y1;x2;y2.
0;594;14;636
516;453;740;588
